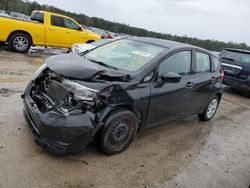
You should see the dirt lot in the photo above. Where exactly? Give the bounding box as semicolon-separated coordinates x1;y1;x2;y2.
0;48;249;188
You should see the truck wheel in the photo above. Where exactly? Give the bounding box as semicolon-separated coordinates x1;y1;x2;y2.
8;32;32;53
198;96;219;121
99;109;138;155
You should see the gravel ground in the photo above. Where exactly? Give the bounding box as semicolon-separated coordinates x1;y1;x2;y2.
0;48;249;188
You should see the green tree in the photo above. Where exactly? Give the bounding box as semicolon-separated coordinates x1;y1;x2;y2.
1;0;249;51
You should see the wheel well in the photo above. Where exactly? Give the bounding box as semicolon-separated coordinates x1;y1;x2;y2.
7;30;33;45
86;40;95;44
120;105;142;124
101;105;142;131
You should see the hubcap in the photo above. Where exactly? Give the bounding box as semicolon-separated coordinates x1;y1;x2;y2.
108;119;130;147
206;99;218;118
13;36;28;51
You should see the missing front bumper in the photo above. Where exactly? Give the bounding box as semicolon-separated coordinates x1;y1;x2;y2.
22;83;101;155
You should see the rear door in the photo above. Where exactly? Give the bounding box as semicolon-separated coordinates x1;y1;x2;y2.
146;50;195;126
190;51;215;113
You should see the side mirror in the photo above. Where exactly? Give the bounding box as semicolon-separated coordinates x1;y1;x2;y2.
161;72;182;83
76;26;83;31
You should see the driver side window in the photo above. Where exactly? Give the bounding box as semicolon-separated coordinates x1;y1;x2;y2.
51;15;80;30
64;18;80;30
159;51;191;77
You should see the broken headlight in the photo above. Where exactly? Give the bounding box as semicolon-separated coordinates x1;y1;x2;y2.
32;63;47;80
62;79;99;101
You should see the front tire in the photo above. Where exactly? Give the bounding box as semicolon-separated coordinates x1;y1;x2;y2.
8;32;32;53
198;96;219;121
99;109;138;155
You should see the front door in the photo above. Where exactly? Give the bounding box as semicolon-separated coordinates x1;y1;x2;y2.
46;15;85;47
146;51;195;126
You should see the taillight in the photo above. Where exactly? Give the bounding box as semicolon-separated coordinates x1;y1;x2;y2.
220;69;224;81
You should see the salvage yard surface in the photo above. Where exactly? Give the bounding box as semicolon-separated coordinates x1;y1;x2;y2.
0;48;249;188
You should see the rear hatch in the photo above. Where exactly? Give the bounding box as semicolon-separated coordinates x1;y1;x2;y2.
220;49;250;80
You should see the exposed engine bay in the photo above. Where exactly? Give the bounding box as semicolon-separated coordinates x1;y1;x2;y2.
30;69;104;115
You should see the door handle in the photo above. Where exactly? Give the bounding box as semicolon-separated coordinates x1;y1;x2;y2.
49;28;55;31
66;31;71;34
185;82;194;89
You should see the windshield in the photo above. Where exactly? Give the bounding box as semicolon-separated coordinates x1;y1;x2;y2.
220;50;250;63
85;39;166;71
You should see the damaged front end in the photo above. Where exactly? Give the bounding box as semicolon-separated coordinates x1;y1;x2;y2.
31;69;102;115
22;68;107;154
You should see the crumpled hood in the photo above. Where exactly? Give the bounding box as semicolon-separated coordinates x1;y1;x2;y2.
45;54;129;81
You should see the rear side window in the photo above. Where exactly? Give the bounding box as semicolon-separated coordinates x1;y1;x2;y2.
159;51;191;76
212;56;220;71
51;15;80;30
196;52;210;73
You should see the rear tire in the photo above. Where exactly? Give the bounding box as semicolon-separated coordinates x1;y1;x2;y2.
8;32;32;53
99;109;138;155
198;96;219;121
247;91;250;98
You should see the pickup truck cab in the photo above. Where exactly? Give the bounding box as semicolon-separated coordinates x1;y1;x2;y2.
0;11;101;53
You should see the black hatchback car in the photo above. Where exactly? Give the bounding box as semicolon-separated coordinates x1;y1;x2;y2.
220;48;250;96
22;37;223;155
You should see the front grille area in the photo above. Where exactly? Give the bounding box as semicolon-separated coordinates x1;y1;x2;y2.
31;88;54;111
30;69;68;112
47;80;67;101
30;69;84;114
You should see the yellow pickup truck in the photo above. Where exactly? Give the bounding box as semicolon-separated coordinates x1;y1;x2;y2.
0;11;101;53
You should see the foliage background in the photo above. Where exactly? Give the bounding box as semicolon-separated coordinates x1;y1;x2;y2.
1;0;249;51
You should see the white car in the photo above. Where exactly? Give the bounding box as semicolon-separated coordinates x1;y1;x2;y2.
10;11;30;20
0;12;10;18
71;39;114;55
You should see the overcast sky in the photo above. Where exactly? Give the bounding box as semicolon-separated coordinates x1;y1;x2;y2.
34;0;250;45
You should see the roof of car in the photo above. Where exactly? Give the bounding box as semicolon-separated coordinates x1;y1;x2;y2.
224;48;250;54
131;36;202;50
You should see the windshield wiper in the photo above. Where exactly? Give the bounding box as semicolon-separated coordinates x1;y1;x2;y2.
79;50;90;56
221;57;234;61
87;58;118;70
